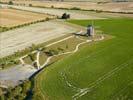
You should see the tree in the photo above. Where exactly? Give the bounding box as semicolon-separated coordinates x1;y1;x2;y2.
13;86;22;96
61;13;70;19
67;14;70;19
22;80;31;94
0;88;3;96
62;13;67;19
6;87;13;99
0;88;5;100
0;95;4;100
8;1;13;5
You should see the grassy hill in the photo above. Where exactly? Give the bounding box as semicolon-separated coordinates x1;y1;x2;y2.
33;18;133;100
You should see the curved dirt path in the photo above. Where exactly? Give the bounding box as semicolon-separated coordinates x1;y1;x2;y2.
39;40;90;69
39;36;104;69
36;51;41;69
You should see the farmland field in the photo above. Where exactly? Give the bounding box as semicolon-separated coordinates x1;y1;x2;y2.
0;20;83;58
2;5;133;20
0;8;52;27
1;0;133;13
33;18;133;100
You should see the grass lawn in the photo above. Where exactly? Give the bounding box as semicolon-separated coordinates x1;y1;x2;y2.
39;52;48;65
23;53;36;65
34;18;133;100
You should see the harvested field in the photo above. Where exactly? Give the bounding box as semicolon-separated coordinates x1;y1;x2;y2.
0;8;53;27
2;4;133;19
0;20;83;58
1;0;133;13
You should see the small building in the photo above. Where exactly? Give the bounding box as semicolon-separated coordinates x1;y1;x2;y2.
87;25;95;36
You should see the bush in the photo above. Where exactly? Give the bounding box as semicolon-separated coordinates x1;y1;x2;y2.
12;86;22;97
57;47;64;52
66;45;68;49
51;5;54;8
22;80;31;94
29;4;32;7
46;49;59;56
46;17;50;21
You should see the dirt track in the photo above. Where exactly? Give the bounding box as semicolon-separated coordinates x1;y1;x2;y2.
0;20;80;58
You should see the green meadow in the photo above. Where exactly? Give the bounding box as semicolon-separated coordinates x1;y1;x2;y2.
34;18;133;100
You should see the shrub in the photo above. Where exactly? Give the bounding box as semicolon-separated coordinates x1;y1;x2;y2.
51;5;54;8
46;17;50;21
22;80;31;94
12;86;22;97
66;45;68;49
46;49;59;56
57;47;64;52
29;4;32;7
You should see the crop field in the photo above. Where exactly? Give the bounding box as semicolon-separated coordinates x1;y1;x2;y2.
33;18;133;100
0;8;52;27
0;0;112;3
1;0;132;13
3;4;133;20
0;21;81;57
0;20;83;58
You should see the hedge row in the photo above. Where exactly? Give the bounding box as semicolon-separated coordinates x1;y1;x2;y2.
33;5;133;14
0;18;50;33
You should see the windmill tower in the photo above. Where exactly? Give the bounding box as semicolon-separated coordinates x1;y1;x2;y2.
87;25;95;37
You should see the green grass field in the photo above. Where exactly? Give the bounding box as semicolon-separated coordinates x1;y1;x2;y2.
33;18;133;100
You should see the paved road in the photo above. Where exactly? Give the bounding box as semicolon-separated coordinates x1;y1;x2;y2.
0;20;79;58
